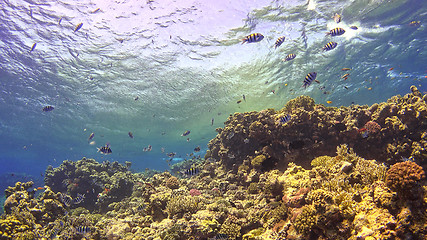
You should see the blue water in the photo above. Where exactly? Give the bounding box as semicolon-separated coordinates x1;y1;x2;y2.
0;0;426;186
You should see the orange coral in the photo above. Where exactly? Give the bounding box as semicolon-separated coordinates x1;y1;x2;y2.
386;161;425;191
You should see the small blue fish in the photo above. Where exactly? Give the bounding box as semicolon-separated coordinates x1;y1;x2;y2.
349;26;358;30
279;114;291;124
303;72;317;88
74;23;83;32
76;226;91;234
274;36;285;48
322;42;337;51
241;33;264;44
42;105;54;112
283;53;296;62
326;28;345;36
73;193;85;204
181;130;191;136
30;43;37;52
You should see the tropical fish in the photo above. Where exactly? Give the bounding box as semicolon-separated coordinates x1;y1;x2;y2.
74;23;83;32
211;118;214;126
279;114;292;124
143;145;152;152
97;144;112;154
326;28;345;36
274;36;285;48
60;193;73;207
194;146;201;152
73;193;85;204
243;94;246;101
322;41;337;51
42;105;54;112
58;17;62;25
76;226;91;234
283;53;296;62
303;72;317;88
184;167;199;176
167;152;176;158
241;33;264;44
341;73;350;79
134;96;139;101
326;101;332;104
342;68;351;71
30;43;37;52
237;100;242;104
91;8;100;13
128;132;134;138
409;21;421;27
181;130;191;136
332;13;341;23
243;138;250;144
358;128;369;138
88;132;95;141
349;26;358;30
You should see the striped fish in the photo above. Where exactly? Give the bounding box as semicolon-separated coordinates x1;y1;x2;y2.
60;193;73;207
283;53;296;62
42;105;54;112
76;226;91;234
73;193;85;204
274;36;285;48
30;43;37;52
326;28;345;36
74;23;83;32
185;167;199;176
322;42;337;51
279;114;291;124
303;72;317;88
241;33;264;44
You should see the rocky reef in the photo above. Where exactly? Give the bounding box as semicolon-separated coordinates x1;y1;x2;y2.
1;88;426;239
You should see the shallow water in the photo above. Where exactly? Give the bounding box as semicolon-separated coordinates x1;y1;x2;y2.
0;0;425;180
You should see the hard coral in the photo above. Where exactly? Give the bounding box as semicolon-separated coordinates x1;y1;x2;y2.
386;161;425;192
364;121;381;133
165;176;180;189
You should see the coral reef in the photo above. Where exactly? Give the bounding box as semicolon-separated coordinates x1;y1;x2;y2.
1;89;426;239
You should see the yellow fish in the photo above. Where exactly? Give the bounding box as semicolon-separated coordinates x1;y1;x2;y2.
326;101;332;104
74;23;83;32
341;68;351;71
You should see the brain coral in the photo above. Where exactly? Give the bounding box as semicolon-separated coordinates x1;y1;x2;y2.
386;161;425;191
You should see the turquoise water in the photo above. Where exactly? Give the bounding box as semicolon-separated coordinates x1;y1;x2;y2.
0;0;425;183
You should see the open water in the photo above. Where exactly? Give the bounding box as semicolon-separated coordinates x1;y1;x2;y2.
0;0;426;191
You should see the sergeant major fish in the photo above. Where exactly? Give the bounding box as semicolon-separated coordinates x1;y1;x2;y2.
241;33;264;44
322;41;337;51
97;144;112;154
303;72;317;88
42;105;54;112
283;53;296;62
30;43;37;52
274;36;285;48
181;130;190;136
74;23;83;32
326;28;345;36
